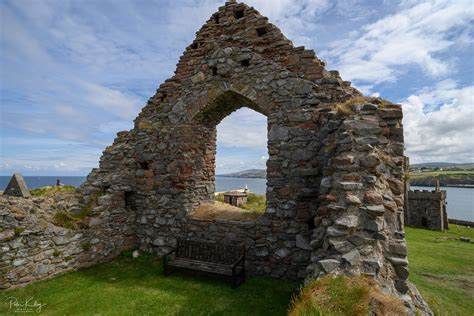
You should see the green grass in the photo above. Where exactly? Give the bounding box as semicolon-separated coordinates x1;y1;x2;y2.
2;226;472;315
410;170;474;179
215;193;225;203
0;251;297;315
30;185;77;197
409;170;474;186
241;193;266;213
406;225;474;316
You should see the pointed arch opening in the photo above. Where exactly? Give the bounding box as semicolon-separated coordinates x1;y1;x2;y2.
188;91;269;220
194;91;267;127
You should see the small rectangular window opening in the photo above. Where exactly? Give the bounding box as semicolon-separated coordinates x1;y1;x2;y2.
240;59;250;67
139;161;150;170
211;67;218;76
307;218;316;230
234;9;244;19
125;191;138;211
159;93;167;102
256;27;267;36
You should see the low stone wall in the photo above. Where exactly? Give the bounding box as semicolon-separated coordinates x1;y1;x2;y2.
184;216;312;278
448;218;474;227
0;196;136;290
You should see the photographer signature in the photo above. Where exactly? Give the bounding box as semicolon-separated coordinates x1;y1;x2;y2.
4;296;46;313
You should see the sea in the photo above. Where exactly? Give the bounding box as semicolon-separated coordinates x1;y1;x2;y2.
1;176;472;221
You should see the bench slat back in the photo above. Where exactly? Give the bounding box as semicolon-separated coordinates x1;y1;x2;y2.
176;239;244;265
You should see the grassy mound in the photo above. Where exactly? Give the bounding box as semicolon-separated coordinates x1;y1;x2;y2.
333;96;393;115
288;275;404;316
190;201;262;221
30;185;77;197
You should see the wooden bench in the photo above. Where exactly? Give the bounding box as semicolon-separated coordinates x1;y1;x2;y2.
163;239;246;287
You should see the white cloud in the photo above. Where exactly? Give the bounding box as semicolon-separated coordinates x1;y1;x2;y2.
402;80;474;163
323;0;474;85
79;81;142;119
215;108;268;173
246;0;330;43
217;108;268;148
245;0;372;47
215;154;268;174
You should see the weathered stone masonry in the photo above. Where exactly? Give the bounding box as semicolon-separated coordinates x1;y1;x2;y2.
1;194;136;289
81;0;412;295
1;1;431;313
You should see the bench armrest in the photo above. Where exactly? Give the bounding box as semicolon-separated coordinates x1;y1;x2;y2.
163;248;176;262
232;254;245;275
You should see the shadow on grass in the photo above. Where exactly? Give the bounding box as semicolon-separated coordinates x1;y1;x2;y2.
1;252;298;316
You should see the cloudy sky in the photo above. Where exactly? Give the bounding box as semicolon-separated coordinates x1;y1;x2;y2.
0;0;473;176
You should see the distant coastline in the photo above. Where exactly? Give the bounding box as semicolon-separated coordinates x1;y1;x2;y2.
217;169;266;179
219;165;474;188
0;176;86;190
410;183;474;189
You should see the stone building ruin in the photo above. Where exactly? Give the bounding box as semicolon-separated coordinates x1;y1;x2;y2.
407;187;448;231
1;1;431;314
223;191;248;207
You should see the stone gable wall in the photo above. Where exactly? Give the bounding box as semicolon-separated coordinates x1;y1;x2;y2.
0;1;432;314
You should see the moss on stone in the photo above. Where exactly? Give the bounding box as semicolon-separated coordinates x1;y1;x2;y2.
333;96;393;116
78;191;103;219
138;121;154;130
82;241;92;251
14;227;25;236
52;190;103;230
53;211;78;230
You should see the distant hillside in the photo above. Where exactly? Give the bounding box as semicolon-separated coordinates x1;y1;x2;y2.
409;162;474;186
410;162;474;169
218;169;266;179
218;163;474;186
409;170;474;187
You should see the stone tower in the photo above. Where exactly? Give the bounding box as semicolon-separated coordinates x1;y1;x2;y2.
407;189;448;231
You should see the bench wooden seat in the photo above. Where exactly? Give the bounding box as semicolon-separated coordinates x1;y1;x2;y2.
163;239;246;287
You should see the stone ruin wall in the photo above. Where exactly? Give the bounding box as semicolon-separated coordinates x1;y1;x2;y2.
407;190;448;231
0;194;136;290
1;2;426;312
